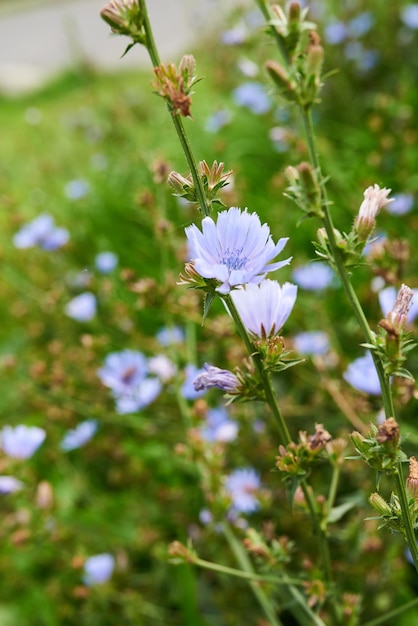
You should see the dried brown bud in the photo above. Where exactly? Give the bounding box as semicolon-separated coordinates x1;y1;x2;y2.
407;456;418;497
376;417;399;445
309;423;332;449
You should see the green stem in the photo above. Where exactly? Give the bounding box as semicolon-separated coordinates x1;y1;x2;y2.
139;0;210;216
395;463;418;572
193;556;303;587
326;464;341;520
361;597;418;626
254;0;290;64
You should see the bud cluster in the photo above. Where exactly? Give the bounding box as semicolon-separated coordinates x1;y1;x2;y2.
100;0;145;44
350;419;406;475
284;162;323;218
168;160;233;208
265;5;324;108
152;55;200;117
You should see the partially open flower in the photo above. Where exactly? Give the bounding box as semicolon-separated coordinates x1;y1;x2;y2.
353;184;393;241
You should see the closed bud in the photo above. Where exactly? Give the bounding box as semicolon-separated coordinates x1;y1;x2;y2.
265;60;298;101
369;492;392;516
406;456;418;497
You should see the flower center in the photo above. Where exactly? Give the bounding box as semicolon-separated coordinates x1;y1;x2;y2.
121;366;138;385
222;247;247;271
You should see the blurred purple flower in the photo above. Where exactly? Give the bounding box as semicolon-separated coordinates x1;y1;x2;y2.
204;109;233;133
65;292;97;322
95;251;118;273
181;364;207;400
385;193;414;215
343;352;381;395
1;425;46;460
186;207;291;294
156;326;185;346
60;420;98;451
401;4;418;29
347;12;374;38
194;364;240;394
148;354;177;382
324;20;348;44
0;476;24;494
292;262;334;290
200;406;238;443
83;553;115;585
294;331;330;356
231;280;297;338
13;214;69;250
220;24;247;45
64;179;90;200
225;468;261;513
233;82;272;115
98;350;161;414
237;57;259;78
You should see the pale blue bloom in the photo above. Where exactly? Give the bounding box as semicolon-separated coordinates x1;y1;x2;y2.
343;352;381;396
204;109;233;133
64;179;90;200
344;42;379;71
292;262;334;290
13;214;69;250
60;420;98;451
294;331;330;356
378;286;418;323
385;193;414;215
156;326;184;346
363;232;387;257
0;476;23;494
324;20;348;44
220;24;247;45
199;509;213;525
148;354;177;382
98;350;161;414
231;280;297;338
225;468;261;513
401;4;418;29
65;292;97;322
200;406;238;443
237;57;259;78
194;364;240;394
95;251;118;273
83;553;114;585
347;12;374;38
181;365;206;400
233;82;272;115
186;207;291;294
1;425;46;460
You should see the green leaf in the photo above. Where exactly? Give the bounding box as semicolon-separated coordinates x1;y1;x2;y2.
327;500;357;524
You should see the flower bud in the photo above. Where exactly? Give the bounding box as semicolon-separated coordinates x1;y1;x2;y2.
265;60;298;101
369;492;392;516
406;456;418;498
193;364;240;394
353;184;393;242
100;0;145;41
387;284;414;332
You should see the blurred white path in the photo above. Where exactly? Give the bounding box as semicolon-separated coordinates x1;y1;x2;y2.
0;0;241;95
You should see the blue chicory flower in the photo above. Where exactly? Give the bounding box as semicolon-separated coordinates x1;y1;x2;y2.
83;553;115;585
95;251;118;273
60;420;98;451
347;12;374;38
65;292;97;322
232;82;272;115
1;425;46;460
204;109;233;133
200;406;238;443
156;326;185;346
401;4;418;29
0;476;24;494
64;179;90;200
294;331;330;356
186;207;291;294
385;193;414;215
292;262;334;291
220;24;247;46
13;214;69;250
343;352;381;395
231;280;297;338
193;364;240;394
324;19;348;44
148;354;177;382
225;468;261;513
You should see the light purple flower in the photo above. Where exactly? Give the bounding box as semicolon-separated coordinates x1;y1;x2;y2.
220;24;247;45
186;207;291;294
324;20;348;44
60;420;98;451
343;352;381;396
204;109;233;133
83;553;114;585
199;509;213;525
193;364;240;394
0;476;24;494
148;354;177;382
231;280;297;338
401;4;418;29
200;406;238;443
233;82;272;115
156;326;185;346
385;193;414;215
225;468;261;513
347;12;374;38
181;365;207;400
292;262;334;290
237;57;259;78
95;251;118;273
13;214;69;250
65;292;97;322
98;350;161;414
294;331;330;356
1;425;46;460
64;179;90;200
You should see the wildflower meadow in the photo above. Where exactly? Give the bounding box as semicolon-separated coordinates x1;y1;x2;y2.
2;0;418;624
